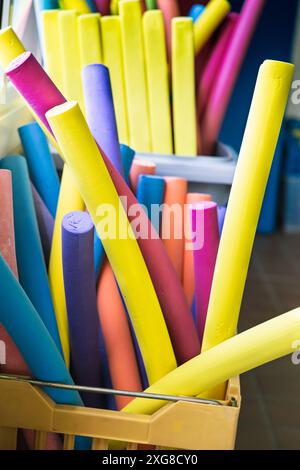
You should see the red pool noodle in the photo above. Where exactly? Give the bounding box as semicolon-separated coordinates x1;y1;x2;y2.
202;0;265;154
5;51;200;364
93;0;110;14
97;263;142;410
198;13;239;118
157;0;180;60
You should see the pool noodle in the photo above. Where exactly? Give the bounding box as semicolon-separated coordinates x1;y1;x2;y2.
197;12;238;118
172;18;197;157
0;169;30;376
0;27;25;72
202;0;266;155
47;101;177;384
123;308;300;415
189;4;205;22
97;262;142;409
120;144;135;184
192;202;219;344
31;184;54;268
82;64;123;176
156;0;180;60
59;0;91;13
119;0;151;152
217;205;226;236
78;13;102;70
0;170;18;279
137;175;165;234
201;60;294;399
162;177;187;280
101;16;129;145
6;48;200;367
62;211;103;408
129;158;156;194
41;11;64;90
143;11;173;155
18;121;60;218
34;1;59;59
0;254;83;406
0;156;62;357
145;0;156;9
182;193;212;307
82;63;124;277
59;10;85;112
49;166;85;366
86;0;97;11
194;0;230;56
93;0;110;14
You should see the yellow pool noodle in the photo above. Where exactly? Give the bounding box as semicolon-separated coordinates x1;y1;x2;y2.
194;0;231;55
101;16;129;145
46;101;177;384
59;10;85;112
0;26;25;70
0;27;58;150
48;166;85;366
119;0;151;152
110;0;120;14
59;0;91;14
123;308;300;415
143;11;172;155
41;10;63;91
172;18;197;157
201;60;294;399
78;13;102;70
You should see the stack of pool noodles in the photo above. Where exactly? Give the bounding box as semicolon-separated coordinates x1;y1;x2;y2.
0;0;298;450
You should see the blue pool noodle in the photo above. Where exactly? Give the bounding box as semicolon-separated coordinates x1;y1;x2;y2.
18;122;60;218
136;175;165;234
120;144;135;184
0;156;62;356
188;4;205;22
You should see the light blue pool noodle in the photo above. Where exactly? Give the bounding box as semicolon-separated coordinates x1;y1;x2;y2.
18;122;60;218
86;0;97;12
136;175;165;234
189;4;205;22
0;156;62;356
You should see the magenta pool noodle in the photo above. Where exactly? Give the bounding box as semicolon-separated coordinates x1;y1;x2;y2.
202;0;266;154
198;13;238;118
0;156;62;356
93;0;110;14
82;64;123;176
192;202;219;344
62;211;103;408
31;183;54;268
18;121;60;218
6;52;66;134
6;49;200;365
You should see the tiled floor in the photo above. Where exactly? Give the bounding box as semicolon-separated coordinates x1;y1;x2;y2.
236;233;300;450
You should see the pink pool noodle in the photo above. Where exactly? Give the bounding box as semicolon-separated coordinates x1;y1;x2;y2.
202;0;265;154
5;51;200;364
93;0;110;14
157;0;180;60
192;202;219;344
198;13;239;118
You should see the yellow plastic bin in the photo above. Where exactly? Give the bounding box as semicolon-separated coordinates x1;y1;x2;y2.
0;375;240;450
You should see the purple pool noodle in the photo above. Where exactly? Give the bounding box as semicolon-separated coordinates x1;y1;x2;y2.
82;64;123;176
217;205;227;236
31;183;54;268
191;202;219;344
62;211;103;408
93;0;110;14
